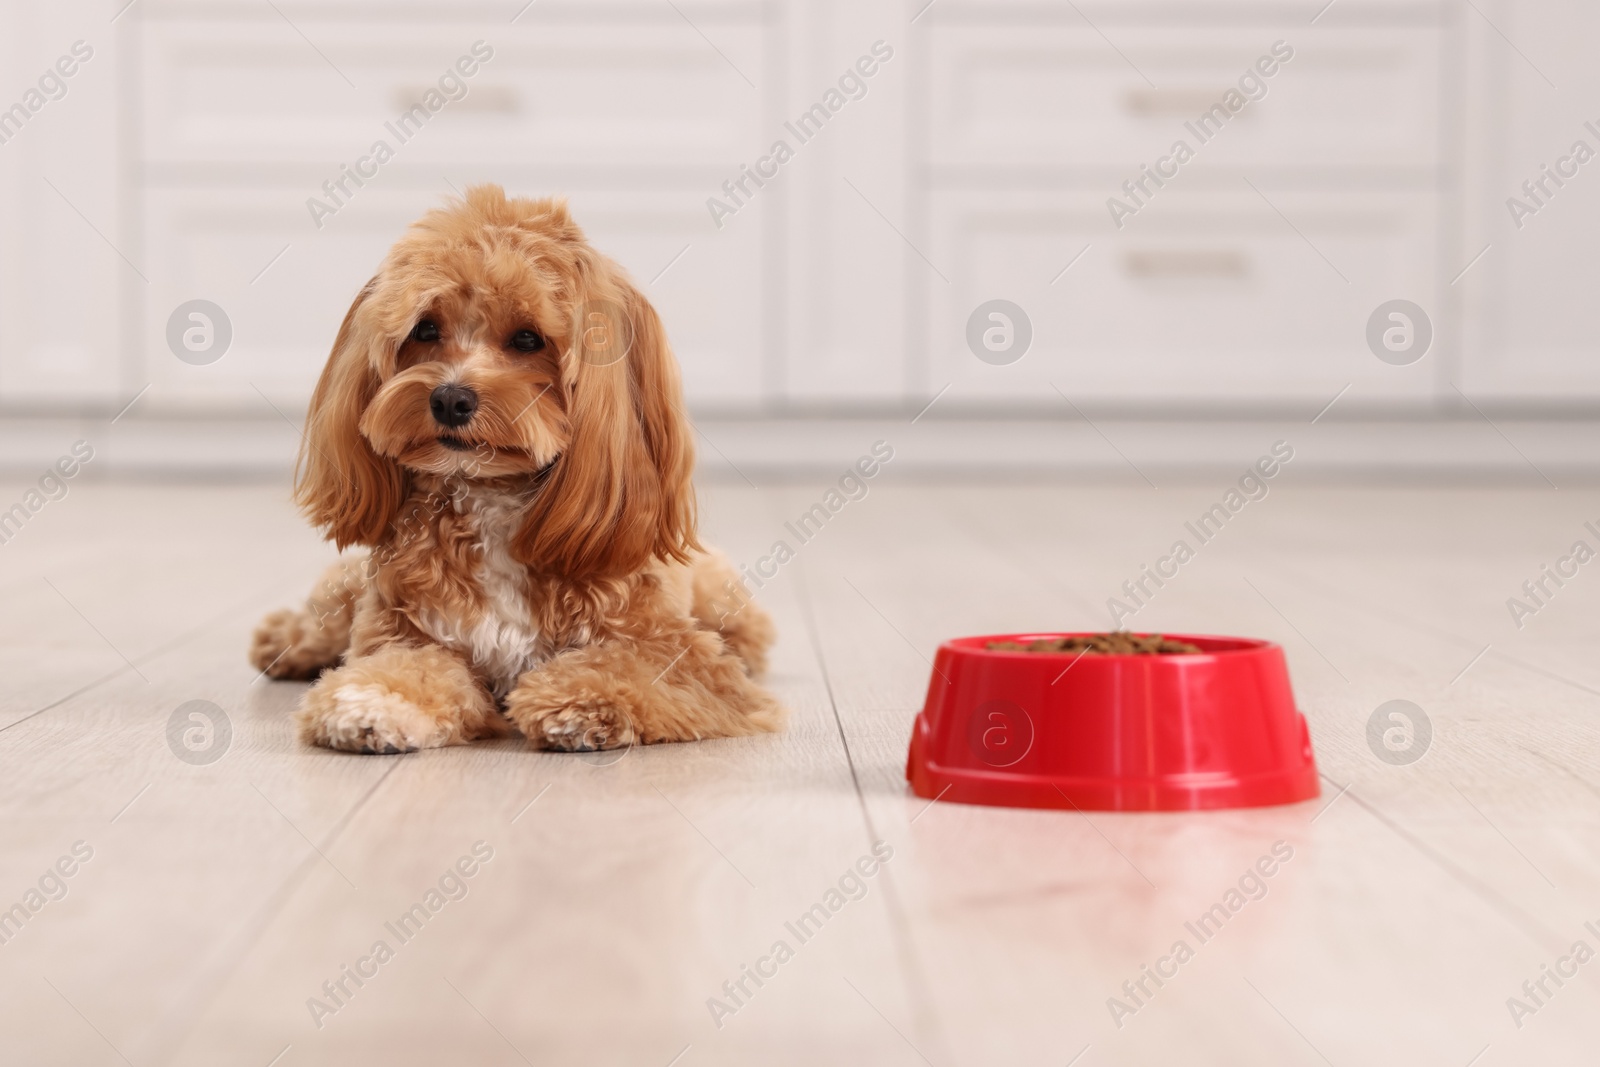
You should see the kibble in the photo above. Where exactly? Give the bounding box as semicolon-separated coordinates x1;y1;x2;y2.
986;633;1202;656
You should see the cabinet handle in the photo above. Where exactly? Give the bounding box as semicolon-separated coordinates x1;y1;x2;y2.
1124;249;1249;278
1123;88;1231;117
391;85;520;114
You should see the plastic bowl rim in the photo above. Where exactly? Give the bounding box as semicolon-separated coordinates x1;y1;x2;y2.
943;632;1282;660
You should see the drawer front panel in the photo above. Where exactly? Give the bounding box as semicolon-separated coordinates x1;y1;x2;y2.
927;27;1440;175
924;188;1440;404
141;21;766;171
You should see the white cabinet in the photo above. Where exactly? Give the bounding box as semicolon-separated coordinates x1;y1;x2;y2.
1459;0;1600;402
0;0;1593;420
924;187;1440;404
0;4;124;406
912;3;1454;408
775;0;911;404
129;1;775;414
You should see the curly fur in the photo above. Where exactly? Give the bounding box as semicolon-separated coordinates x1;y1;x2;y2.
250;185;781;753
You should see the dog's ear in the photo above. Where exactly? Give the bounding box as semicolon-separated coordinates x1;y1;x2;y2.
294;278;408;549
513;258;699;579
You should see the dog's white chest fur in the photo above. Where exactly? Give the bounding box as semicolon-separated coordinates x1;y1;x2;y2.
417;485;545;697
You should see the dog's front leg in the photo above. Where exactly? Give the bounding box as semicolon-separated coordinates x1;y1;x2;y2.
296;643;506;754
504;626;784;752
250;558;368;680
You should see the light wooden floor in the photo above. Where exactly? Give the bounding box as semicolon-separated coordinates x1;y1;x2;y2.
2;477;1599;1066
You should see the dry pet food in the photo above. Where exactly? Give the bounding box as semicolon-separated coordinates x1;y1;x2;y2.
987;633;1202;656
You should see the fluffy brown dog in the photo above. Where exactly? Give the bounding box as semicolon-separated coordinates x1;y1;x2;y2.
249;185;780;754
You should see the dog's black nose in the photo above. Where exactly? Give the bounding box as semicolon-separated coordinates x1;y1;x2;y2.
429;383;478;428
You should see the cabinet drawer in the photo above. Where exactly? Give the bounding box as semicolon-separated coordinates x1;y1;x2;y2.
139;19;766;171
926;27;1440;175
923;188;1440;404
140;186;765;411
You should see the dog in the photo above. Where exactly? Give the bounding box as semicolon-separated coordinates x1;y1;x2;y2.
249;185;781;754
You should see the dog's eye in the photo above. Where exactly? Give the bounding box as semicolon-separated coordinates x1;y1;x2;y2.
411;320;441;343
509;329;545;353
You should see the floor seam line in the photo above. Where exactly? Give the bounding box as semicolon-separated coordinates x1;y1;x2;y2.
0;568;327;736
792;552;951;1065
1341;782;1570;955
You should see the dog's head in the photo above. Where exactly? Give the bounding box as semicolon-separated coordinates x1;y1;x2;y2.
296;184;697;579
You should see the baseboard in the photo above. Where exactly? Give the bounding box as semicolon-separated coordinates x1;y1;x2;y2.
1;414;1596;484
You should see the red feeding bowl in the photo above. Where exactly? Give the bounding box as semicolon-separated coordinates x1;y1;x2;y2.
906;634;1319;811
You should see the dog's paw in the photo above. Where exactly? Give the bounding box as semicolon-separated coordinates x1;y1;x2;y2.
297;681;452;754
521;702;636;752
251;609;339;681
